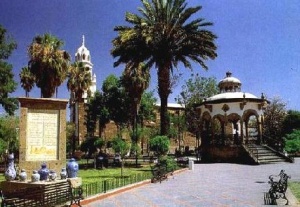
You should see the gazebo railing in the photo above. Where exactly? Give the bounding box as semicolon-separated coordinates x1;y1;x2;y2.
211;134;241;146
242;144;259;163
263;135;294;163
263;135;284;152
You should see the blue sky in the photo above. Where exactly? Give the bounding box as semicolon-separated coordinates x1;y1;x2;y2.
1;0;300;114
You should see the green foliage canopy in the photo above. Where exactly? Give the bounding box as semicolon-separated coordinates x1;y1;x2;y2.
149;135;170;157
28;33;71;98
263;97;287;139
284;130;300;154
67;62;92;101
177;74;218;134
282;110;300;136
0;116;19;154
80;137;105;157
112;137;130;158
0;25;18;115
112;0;217;135
102;75;131;131
19;66;35;97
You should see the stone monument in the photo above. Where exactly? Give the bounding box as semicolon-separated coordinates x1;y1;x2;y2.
18;98;68;178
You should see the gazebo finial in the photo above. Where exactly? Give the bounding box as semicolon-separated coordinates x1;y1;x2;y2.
226;71;232;77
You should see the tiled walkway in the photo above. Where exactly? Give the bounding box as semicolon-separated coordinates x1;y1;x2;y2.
82;159;300;207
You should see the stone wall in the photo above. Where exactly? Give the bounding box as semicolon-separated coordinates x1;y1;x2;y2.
76;103;197;155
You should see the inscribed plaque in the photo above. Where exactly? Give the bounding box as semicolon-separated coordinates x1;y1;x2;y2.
26;109;59;161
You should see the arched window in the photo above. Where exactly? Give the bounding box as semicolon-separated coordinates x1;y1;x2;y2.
83;54;86;60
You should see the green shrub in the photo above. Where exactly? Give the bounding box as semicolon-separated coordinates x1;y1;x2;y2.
284;130;300;154
149;135;170;157
159;156;177;171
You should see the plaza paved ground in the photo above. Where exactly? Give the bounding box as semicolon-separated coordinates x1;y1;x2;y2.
82;158;300;207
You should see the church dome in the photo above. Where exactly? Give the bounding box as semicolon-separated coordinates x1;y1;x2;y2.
75;35;92;64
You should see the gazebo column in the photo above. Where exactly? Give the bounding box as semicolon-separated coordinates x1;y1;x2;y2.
240;122;244;144
210;120;215;145
257;116;263;145
245;121;249;144
221;121;226;145
260;115;265;143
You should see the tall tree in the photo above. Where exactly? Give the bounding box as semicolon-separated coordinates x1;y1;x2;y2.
121;62;150;123
112;0;217;135
19;66;35;97
140;90;157;124
263;97;287;145
177;73;218;134
121;62;150;166
90;91;110;138
28;33;71;98
67;61;92;149
102;75;131;135
0;25;18;115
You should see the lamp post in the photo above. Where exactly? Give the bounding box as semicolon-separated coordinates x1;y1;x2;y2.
134;98;138;167
177;110;181;155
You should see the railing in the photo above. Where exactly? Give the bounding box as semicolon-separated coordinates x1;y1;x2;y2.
263;135;294;163
243;144;259;163
263;135;284;152
82;172;153;198
211;134;241;146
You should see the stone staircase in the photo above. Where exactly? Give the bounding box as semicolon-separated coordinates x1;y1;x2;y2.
244;144;288;164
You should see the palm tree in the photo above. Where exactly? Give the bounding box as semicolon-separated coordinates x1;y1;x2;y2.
67;61;92;150
121;62;150;166
28;33;71;98
121;62;150;119
111;0;217;135
19;66;35;97
67;61;92;102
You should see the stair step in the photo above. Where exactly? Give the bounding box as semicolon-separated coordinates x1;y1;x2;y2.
245;144;288;164
258;157;286;161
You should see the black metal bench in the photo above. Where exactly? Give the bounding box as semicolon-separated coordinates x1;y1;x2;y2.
150;163;173;183
264;169;290;205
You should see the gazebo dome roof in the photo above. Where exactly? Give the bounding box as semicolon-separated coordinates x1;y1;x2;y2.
206;92;257;102
218;76;241;85
201;71;266;104
218;71;242;93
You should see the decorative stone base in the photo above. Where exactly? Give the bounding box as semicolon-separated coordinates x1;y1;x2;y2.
18;98;68;177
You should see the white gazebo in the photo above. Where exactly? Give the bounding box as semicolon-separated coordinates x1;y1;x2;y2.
197;72;268;162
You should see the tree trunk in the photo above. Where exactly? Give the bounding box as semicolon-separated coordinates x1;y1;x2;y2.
160;96;169;135
157;66;171;136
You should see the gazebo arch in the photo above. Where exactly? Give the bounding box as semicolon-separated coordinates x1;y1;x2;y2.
201;112;212;146
227;113;243;145
242;109;262;144
212;114;225;145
